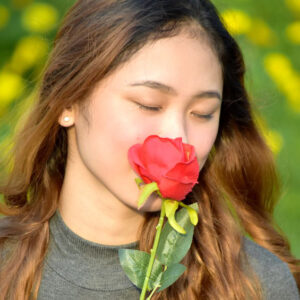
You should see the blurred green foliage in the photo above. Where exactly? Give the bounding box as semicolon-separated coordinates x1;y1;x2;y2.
0;0;299;256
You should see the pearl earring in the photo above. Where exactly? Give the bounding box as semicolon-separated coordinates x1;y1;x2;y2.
64;116;70;122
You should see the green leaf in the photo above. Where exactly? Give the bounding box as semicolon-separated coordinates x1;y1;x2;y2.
157;263;186;292
164;200;186;234
156;202;199;266
186;206;198;225
149;269;163;291
137;182;159;208
135;177;144;189
178;201;199;226
118;249;163;290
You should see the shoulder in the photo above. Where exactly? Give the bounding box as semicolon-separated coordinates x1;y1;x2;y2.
242;236;300;300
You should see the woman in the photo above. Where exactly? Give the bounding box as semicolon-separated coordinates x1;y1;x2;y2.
0;0;299;299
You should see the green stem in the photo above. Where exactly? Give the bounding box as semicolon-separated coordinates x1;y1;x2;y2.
139;199;166;300
178;201;189;209
146;284;161;300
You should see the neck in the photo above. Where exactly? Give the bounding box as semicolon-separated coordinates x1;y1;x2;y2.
58;147;145;246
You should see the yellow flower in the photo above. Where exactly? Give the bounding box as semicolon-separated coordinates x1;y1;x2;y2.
285;0;300;16
254;114;283;155
9;35;48;74
264;53;290;73
247;18;276;46
286;22;300;44
264;53;300;112
0;5;10;29
0;71;24;107
264;53;292;84
284;77;300;112
264;130;284;155
221;9;252;35
22;3;58;33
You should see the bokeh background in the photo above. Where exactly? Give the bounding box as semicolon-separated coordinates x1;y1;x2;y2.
0;0;299;256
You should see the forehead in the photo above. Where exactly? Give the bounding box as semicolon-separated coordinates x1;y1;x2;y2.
94;33;223;97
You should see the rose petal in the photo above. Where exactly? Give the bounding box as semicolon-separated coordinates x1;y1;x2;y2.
158;176;195;201
141;135;183;177
182;143;196;162
137;165;157;184
128;135;200;201
165;159;200;184
127;144;146;174
173;137;186;161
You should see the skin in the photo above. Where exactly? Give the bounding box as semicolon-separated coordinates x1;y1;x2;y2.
57;32;223;245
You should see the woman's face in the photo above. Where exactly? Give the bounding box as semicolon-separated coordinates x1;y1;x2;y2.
67;33;223;213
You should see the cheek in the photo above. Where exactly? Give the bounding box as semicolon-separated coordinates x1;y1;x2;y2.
191;121;219;164
97;100;159;154
88;98;155;172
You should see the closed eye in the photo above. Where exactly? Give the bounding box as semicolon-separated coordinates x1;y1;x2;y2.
191;112;213;120
137;103;161;111
136;102;213;119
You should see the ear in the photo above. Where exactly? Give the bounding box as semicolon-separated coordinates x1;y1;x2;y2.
58;105;76;127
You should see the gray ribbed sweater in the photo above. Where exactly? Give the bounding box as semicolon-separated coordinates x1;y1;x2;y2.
36;209;300;299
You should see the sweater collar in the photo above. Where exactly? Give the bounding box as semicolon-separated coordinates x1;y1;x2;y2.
44;209;140;291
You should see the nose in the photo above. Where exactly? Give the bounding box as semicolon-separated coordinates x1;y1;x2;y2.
157;111;188;144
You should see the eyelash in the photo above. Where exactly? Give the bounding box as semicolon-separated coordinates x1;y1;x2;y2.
136;103;213;120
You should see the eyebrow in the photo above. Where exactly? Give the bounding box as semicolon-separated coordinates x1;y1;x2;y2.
128;80;222;102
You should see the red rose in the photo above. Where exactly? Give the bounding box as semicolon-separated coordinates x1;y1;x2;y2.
128;134;200;201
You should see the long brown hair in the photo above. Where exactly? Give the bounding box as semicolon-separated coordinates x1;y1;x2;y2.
0;0;299;299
